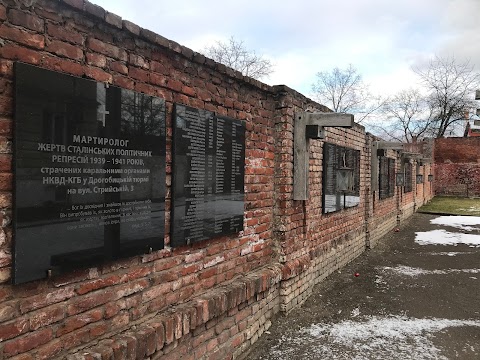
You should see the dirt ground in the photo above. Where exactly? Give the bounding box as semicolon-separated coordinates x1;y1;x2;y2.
247;213;480;360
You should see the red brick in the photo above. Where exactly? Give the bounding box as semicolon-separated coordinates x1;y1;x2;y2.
110;61;128;75
0;60;13;78
8;9;44;32
84;66;113;83
86;53;107;68
0;172;12;191
67;290;115;315
0;78;12;96
113;75;134;89
116;335;137;359
110;339;128;359
0;25;44;49
129;54;148;69
181;262;203;276
29;304;65;330
104;301;122;318
76;274;120;295
113;278;149;299
3;328;53;357
0;318;29;341
56;308;103;336
141;283;171;303
20;286;75;313
149;321;165;350
0;191;10;208
182;85;196;97
87;38;127;61
136;327;156;358
47;24;84;45
89;323;108;337
0;5;6;21
111;311;129;327
47;40;83;60
166;78;182;92
61;327;90;350
151;270;178;285
35;339;63;360
151;60;167;74
42;56;84;77
162;316;174;344
150;72;167;87
0;44;42;64
129;67;149;82
134;82;156;95
0;301;16;322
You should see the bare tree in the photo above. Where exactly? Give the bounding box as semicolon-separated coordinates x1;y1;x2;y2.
413;56;480;138
379;89;435;143
203;36;274;80
311;64;384;123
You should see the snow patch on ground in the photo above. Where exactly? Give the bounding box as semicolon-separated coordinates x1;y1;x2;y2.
415;229;480;246
427;251;473;256
380;265;480;276
267;316;480;360
430;216;480;231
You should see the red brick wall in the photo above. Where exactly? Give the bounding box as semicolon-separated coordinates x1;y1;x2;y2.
435;137;480;163
434;138;480;197
0;1;435;359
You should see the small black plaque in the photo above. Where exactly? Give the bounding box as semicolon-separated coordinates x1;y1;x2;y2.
323;143;360;213
379;157;395;199
171;104;245;246
13;63;166;284
405;163;413;193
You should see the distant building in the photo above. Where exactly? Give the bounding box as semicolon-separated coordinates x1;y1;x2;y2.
464;90;480;137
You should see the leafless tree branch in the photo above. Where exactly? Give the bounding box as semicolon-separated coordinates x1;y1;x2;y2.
203;36;274;80
413;55;480;138
311;64;385;123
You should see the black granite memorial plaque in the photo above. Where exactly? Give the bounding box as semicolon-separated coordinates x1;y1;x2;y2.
345;147;360;208
323;143;361;213
379;157;395;199
171;104;245;247
323;143;341;213
388;158;395;197
13;63;166;284
405;162;413;193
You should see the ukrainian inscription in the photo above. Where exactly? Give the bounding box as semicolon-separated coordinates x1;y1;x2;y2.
172;105;245;246
13;63;166;284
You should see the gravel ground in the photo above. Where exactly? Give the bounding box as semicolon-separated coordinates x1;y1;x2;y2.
247;213;480;360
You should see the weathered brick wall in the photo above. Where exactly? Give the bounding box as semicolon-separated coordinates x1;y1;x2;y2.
368;149;398;247
0;1;434;359
0;1;280;358
272;89;368;312
434;138;480;197
435;137;480;163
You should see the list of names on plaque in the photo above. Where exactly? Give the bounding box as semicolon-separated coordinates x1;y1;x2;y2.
13;63;166;284
172;105;245;247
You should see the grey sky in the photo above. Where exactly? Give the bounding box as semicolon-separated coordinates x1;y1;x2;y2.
90;0;480;97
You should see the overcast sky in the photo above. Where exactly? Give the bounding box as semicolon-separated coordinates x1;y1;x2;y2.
90;0;480;98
